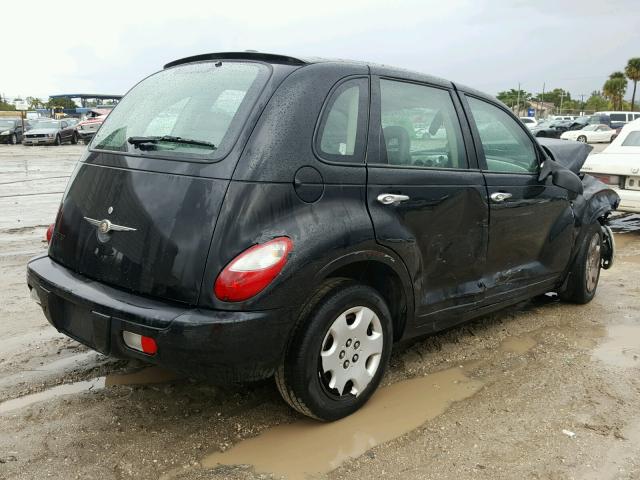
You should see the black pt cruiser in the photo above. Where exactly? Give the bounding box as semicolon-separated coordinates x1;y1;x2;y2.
27;52;619;421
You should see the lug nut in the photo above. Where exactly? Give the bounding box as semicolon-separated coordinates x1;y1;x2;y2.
339;350;345;359
353;354;359;362
354;341;360;349
343;360;350;369
346;339;352;347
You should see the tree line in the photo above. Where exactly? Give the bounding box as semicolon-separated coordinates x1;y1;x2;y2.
498;57;640;115
0;95;80;111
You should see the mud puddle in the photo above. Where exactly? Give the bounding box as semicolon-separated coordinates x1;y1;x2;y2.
500;335;537;354
0;366;179;415
202;366;483;480
592;324;640;368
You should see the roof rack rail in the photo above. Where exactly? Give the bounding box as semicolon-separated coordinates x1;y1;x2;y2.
164;52;307;69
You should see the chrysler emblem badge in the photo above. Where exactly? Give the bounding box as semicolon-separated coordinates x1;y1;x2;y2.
84;217;137;233
98;220;111;234
107;206;114;214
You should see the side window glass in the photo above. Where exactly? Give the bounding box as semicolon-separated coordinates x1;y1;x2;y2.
373;80;467;169
467;97;538;173
317;78;368;163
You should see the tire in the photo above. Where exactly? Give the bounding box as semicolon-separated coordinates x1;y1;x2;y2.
54;135;61;146
560;225;602;304
610;135;616;143
10;134;17;145
71;132;78;145
577;135;587;143
275;278;393;421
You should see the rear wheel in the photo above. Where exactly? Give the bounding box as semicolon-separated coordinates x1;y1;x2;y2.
276;279;392;421
71;132;78;145
10;134;17;145
560;225;602;304
577;135;587;143
610;135;616;143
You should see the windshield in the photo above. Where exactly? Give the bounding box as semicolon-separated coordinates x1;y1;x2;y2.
30;121;60;129
91;61;270;160
0;120;17;128
582;125;598;131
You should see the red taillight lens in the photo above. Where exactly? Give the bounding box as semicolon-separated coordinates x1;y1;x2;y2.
46;223;55;243
214;237;293;302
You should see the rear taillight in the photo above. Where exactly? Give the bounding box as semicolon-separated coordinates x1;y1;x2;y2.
592;174;621;186
214;237;293;302
46;223;55;243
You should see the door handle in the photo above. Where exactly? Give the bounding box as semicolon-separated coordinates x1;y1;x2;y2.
490;192;512;203
377;193;410;205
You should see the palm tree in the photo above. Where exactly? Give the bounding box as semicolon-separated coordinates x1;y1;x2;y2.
625;58;640;111
603;72;627;110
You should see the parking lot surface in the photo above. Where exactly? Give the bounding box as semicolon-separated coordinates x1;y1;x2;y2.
1;143;639;480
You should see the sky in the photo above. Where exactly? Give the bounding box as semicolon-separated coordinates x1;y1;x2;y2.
3;0;639;103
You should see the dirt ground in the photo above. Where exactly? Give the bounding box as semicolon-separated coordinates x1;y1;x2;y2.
1;143;639;480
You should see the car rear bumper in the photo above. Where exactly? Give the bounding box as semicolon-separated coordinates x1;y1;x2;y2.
611;187;640;213
26;255;293;383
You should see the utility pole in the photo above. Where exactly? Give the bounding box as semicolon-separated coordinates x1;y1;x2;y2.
516;82;521;116
559;91;565;114
579;94;585;115
539;83;545;118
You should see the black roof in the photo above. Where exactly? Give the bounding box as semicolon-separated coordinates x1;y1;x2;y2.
162;51;499;105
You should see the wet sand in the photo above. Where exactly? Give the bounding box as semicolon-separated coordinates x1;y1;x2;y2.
1;144;639;480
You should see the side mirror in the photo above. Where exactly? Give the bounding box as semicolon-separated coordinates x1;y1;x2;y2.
552;169;583;197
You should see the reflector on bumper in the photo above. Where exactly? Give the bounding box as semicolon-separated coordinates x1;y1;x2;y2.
123;331;158;355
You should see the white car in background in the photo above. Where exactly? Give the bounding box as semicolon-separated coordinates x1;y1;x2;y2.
561;124;616;144
519;117;538;129
581;118;640;213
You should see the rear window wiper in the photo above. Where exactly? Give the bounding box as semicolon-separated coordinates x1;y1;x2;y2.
127;136;217;149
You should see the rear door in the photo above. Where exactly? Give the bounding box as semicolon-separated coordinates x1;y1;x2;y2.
366;77;489;328
461;93;574;301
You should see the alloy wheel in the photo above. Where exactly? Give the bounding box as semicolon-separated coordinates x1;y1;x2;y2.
319;306;383;397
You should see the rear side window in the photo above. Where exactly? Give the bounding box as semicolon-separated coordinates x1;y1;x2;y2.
622;131;640;146
467;96;538;174
316;78;369;163
610;113;626;122
91;61;269;161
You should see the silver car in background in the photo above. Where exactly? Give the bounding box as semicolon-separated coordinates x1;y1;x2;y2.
22;119;79;146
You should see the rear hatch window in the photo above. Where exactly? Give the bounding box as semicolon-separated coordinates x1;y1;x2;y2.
90;61;270;161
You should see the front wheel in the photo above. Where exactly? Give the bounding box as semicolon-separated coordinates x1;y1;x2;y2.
276;279;393;421
577;135;587;143
10;134;17;145
71;132;78;145
54;135;61;146
560;225;602;304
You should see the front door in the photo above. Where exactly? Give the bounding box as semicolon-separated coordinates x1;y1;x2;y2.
462;94;574;301
366;77;489;330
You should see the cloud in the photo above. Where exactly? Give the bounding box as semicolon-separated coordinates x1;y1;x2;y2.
3;0;639;100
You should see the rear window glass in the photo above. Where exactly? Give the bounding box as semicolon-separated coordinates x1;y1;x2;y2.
622;131;640;146
91;62;269;161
